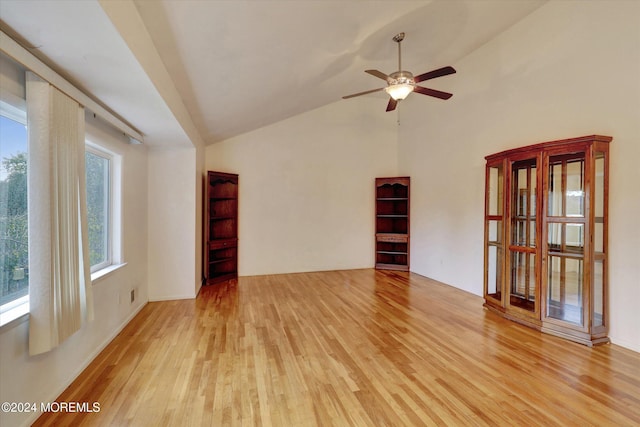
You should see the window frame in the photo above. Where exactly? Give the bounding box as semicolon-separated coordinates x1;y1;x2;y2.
84;140;122;279
0;98;29;326
85;144;112;273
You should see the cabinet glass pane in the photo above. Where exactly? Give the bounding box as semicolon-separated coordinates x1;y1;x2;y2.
508;220;536;247
488;165;503;216
530;167;537;212
516;169;528;216
548;223;584;254
529;220;536;247
548;162;563;216
487;245;503;299
595;153;605;217
593;260;604;327
547;256;583;325
566;158;585;217
548;223;563;252
566;223;584;254
511;161;536;247
513;220;527;246
488;220;502;243
529;167;536;247
510;252;536;312
594;152;605;254
594;221;604;253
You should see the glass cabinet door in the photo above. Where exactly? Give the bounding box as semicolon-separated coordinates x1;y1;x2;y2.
544;153;586;327
484;162;504;305
591;149;607;331
508;159;538;314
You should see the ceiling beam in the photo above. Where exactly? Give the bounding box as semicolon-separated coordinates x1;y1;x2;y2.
98;0;205;148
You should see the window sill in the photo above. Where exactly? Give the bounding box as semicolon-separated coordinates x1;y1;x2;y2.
0;263;127;330
0;296;29;329
91;262;127;284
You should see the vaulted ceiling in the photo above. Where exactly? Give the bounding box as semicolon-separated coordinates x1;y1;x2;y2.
0;0;546;147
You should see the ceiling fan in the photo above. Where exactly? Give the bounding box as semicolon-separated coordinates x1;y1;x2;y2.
342;32;456;112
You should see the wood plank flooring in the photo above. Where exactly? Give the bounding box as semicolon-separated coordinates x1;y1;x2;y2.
34;269;640;426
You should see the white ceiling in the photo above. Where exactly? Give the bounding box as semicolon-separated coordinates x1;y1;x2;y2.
0;0;546;147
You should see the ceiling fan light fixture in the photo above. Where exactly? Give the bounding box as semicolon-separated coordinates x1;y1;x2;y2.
385;83;414;100
342;32;456;111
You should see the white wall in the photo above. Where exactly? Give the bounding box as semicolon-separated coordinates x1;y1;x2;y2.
194;142;205;296
0;115;149;427
147;147;198;300
398;0;640;351
206;98;398;276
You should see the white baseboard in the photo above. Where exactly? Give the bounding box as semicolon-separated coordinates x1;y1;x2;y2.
20;301;147;427
148;294;196;302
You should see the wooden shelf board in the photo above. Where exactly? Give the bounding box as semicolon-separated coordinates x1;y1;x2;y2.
209;257;236;265
206;272;237;284
375;263;409;271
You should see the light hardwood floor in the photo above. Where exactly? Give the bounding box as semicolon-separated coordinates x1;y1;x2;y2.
35;269;640;426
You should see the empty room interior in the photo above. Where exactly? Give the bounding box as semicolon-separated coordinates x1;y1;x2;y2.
1;1;639;426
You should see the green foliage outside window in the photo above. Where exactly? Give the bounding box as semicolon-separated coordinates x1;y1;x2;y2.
0;152;28;305
1;143;111;307
85;150;109;268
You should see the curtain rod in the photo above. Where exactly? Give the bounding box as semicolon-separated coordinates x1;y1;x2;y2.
0;29;144;143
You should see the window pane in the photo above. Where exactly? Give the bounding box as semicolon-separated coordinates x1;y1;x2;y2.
0;115;29;306
85;151;110;269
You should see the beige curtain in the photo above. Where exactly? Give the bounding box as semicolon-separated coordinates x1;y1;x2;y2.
26;72;94;356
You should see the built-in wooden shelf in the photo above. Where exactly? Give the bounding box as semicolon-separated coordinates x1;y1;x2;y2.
204;171;238;285
375;177;410;271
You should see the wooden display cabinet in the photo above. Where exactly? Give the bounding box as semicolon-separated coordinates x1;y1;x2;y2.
204;171;238;284
484;135;610;346
375;177;410;271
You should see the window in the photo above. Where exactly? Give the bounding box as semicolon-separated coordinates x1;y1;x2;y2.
1;127;122;324
0;109;29;314
85;142;121;275
85;147;111;272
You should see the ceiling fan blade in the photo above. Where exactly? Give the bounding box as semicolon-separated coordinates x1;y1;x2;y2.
414;66;456;83
365;69;390;81
386;98;398;112
342;87;385;99
413;85;453;100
